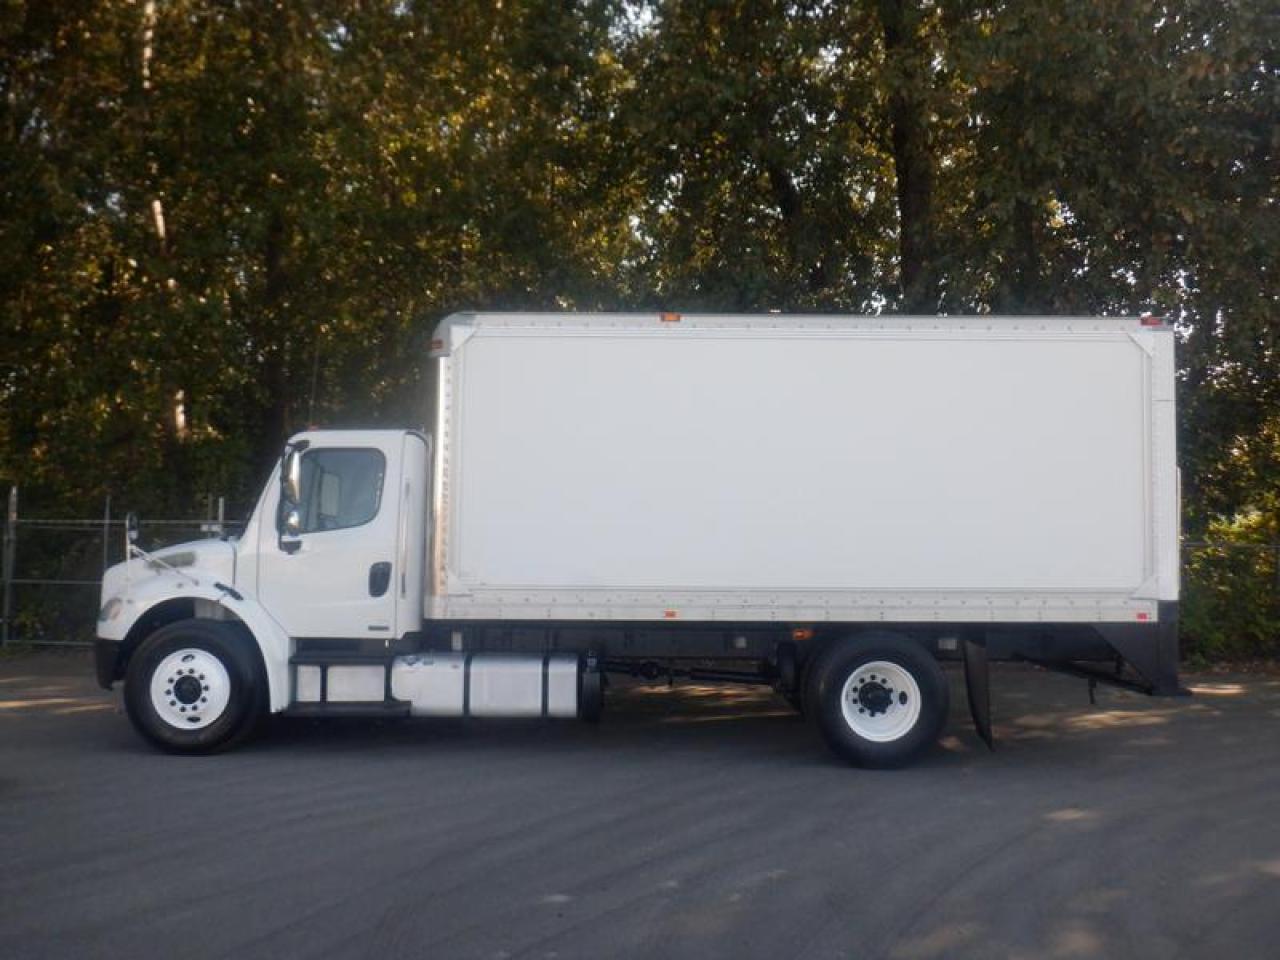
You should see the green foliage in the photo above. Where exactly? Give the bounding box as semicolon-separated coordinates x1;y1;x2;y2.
1181;419;1280;658
1183;513;1280;661
1;0;1276;652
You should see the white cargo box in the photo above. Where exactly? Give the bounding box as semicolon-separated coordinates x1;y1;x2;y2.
427;313;1177;625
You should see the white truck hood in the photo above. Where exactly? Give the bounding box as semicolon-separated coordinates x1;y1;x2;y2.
100;538;238;608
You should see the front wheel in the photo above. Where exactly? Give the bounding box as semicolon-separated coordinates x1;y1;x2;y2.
124;619;265;754
807;633;949;768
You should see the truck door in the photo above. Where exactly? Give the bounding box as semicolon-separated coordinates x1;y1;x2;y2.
256;433;406;640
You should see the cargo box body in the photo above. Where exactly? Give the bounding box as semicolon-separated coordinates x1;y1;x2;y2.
427;313;1178;627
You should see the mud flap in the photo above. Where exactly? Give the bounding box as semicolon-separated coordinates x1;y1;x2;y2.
962;635;994;750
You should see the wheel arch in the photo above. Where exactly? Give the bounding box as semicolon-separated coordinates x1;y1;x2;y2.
114;593;290;711
796;627;930;695
117;597;196;680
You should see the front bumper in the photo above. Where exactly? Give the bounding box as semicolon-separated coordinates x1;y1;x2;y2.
94;637;122;690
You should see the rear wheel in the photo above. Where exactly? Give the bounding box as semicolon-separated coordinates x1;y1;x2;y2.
807;632;948;767
124;619;264;754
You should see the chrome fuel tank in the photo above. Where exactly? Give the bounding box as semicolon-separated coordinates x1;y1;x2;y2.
390;652;581;718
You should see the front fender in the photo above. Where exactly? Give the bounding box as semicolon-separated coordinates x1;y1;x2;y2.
99;576;292;712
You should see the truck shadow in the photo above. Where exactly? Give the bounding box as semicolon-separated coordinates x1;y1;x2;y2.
247;665;1247;771
5;657;1266;773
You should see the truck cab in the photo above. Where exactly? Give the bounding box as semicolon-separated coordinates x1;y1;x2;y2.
95;430;432;748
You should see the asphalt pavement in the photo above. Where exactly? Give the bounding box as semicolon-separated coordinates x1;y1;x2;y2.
2;651;1278;960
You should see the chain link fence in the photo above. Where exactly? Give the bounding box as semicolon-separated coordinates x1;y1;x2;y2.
1;484;1277;656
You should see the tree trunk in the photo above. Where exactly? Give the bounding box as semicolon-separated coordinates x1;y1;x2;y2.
878;0;939;313
996;195;1041;312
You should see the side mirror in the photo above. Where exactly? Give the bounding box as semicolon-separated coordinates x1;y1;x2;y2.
125;511;140;545
278;441;308;554
277;442;309;555
283;447;303;506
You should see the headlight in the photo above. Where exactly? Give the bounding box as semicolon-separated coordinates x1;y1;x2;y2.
98;597;123;622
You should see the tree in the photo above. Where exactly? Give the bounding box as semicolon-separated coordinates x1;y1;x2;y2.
0;0;1275;652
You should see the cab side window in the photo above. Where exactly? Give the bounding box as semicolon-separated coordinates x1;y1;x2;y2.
287;449;385;534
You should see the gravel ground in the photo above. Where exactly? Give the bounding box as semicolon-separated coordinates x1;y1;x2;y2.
1;650;1278;960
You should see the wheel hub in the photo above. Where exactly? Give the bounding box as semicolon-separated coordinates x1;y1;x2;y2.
839;660;924;743
856;679;894;716
149;648;231;731
173;675;202;705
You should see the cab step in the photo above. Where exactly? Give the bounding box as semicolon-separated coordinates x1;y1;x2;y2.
290;652;394;707
284;701;410;718
289;651;392;667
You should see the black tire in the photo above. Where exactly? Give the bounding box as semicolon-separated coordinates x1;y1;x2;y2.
124;619;266;754
776;641;804;715
806;632;949;768
578;656;604;723
785;640;830;717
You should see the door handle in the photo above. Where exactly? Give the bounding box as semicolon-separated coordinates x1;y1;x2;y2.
368;562;392;597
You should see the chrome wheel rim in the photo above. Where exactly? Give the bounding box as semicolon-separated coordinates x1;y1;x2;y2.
839;660;922;743
149;648;231;731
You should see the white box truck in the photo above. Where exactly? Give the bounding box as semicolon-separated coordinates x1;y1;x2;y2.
95;313;1183;766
